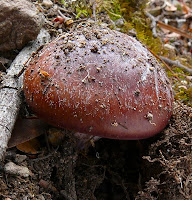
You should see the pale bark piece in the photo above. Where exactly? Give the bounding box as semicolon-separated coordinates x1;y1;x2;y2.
4;161;32;177
0;29;50;160
0;0;45;52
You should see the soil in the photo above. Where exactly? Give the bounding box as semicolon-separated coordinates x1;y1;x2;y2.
0;0;191;200
0;102;191;200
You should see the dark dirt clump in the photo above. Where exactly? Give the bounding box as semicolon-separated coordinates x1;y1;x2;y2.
136;102;192;200
0;102;191;200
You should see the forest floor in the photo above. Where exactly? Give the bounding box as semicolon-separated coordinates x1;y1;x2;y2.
0;0;191;200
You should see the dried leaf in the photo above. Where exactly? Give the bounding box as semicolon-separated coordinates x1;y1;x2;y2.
165;3;177;12
47;128;65;146
166;32;180;38
8;118;48;148
16;138;41;155
157;21;192;40
181;2;192;14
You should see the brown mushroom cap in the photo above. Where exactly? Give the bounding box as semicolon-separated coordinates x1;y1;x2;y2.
23;22;173;140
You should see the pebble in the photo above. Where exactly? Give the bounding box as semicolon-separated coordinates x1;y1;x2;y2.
42;0;53;8
164;43;175;51
0;0;44;52
4;161;32;177
36;194;46;200
15;154;27;163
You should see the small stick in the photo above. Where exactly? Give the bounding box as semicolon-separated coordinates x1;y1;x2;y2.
0;29;50;160
160;56;192;75
14;54;33;78
58;6;76;17
177;73;192;81
157;21;192;40
91;0;96;21
145;11;162;38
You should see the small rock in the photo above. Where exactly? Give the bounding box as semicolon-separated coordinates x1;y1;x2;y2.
180;80;188;85
164;44;175;51
0;0;44;52
36;194;45;200
186;76;192;81
23;196;28;200
42;0;53;8
115;18;125;27
15;154;27;163
4;161;32;177
128;29;137;37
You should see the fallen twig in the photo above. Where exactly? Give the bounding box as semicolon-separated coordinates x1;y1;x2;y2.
157;21;192;40
145;11;162;38
147;48;181;81
91;0;96;21
177;73;192;81
146;1;166;15
58;6;76;17
160;56;192;75
0;29;50;160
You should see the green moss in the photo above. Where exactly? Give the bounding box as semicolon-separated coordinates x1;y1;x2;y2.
102;0;122;20
59;0;65;4
119;0;147;14
175;86;192;106
76;7;88;19
118;1;165;54
166;67;192;106
74;0;92;19
70;0;122;20
117;1;191;106
132;16;164;53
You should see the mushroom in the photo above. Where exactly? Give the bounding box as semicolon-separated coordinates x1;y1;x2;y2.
23;22;173;140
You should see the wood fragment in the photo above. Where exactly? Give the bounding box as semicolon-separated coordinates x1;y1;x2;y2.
147;48;181;81
160;56;192;75
145;11;162;38
157;21;192;40
91;0;96;21
58;6;77;17
0;29;50;160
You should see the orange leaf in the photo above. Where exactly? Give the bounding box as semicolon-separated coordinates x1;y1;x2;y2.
8;118;48;148
182;2;189;14
16;138;41;155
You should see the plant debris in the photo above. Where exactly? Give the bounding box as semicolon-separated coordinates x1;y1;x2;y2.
0;0;191;200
